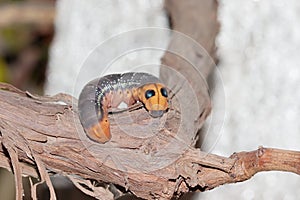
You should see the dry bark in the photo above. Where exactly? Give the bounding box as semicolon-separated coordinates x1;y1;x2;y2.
0;84;299;200
0;0;299;200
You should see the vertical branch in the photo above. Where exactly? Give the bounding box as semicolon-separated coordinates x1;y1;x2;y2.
160;0;219;145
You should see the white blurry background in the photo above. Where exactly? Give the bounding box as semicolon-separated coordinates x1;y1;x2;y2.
201;0;300;200
46;0;168;97
45;0;300;199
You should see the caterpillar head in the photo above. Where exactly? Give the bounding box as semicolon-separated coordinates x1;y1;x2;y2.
138;83;169;117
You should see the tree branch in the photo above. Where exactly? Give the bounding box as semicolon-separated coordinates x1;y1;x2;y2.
0;83;299;200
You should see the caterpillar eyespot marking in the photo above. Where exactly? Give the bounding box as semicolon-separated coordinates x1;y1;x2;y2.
78;72;169;143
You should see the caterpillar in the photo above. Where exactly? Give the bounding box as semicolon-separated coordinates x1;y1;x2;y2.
78;72;169;143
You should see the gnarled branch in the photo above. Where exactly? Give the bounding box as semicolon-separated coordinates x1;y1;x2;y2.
0;81;299;200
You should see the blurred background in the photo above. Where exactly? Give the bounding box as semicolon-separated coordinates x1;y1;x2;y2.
0;0;299;199
0;0;54;94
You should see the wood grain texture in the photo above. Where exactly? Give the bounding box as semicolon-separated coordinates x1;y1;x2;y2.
0;84;299;199
0;83;215;199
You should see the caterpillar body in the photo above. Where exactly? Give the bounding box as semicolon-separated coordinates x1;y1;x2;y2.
78;72;169;143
